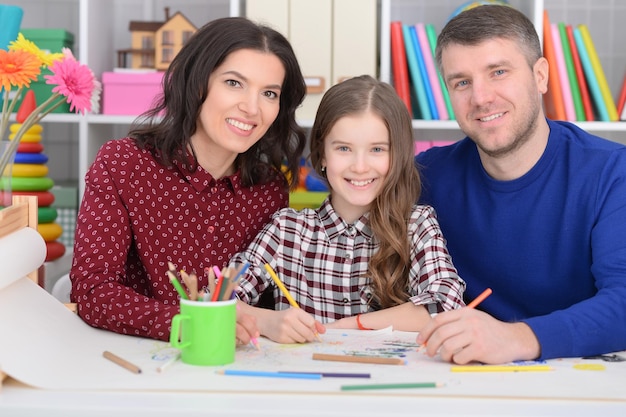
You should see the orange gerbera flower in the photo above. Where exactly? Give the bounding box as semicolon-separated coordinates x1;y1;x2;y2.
0;49;41;92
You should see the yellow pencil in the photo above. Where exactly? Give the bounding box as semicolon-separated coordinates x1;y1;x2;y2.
264;263;322;342
264;263;299;308
450;365;553;373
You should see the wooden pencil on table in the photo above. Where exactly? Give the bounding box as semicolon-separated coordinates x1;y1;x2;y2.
103;350;142;374
312;353;406;365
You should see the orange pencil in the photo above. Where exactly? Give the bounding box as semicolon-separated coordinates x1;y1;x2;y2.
418;288;492;352
466;287;492;309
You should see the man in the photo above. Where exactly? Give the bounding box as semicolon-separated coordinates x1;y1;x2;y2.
415;5;626;364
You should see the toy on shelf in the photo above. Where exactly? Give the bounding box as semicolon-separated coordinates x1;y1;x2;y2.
287;159;328;210
116;7;197;70
103;8;197;116
10;91;65;262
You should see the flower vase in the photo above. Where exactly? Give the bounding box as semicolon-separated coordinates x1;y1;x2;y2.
0;139;17;208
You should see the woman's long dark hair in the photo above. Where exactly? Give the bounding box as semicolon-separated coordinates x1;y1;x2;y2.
129;17;307;189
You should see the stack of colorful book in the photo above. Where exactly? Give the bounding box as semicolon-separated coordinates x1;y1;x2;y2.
390;21;454;121
391;12;622;122
542;10;619;122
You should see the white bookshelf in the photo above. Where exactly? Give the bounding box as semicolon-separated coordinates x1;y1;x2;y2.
11;0;626;199
380;0;626;143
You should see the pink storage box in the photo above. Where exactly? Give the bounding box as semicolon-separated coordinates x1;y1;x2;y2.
102;71;164;115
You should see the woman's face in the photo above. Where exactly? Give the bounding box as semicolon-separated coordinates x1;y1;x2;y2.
192;48;285;162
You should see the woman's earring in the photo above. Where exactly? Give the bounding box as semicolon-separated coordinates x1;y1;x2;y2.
321;166;326;173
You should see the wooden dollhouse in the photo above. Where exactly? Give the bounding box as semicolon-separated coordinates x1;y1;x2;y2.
116;7;197;70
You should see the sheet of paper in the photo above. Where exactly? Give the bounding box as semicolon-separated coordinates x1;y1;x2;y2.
0;227;45;291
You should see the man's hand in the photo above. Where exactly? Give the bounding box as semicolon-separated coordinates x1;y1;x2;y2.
416;308;541;364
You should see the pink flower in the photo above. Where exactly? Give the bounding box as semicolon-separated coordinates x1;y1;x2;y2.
44;48;97;114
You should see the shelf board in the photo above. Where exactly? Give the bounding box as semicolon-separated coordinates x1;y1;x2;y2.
86;114;141;125
8;113;82;123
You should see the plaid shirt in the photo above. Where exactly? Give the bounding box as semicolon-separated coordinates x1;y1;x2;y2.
233;197;465;322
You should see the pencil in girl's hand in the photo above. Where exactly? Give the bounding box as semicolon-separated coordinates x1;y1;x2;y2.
264;263;298;308
167;261;176;272
264;263;322;342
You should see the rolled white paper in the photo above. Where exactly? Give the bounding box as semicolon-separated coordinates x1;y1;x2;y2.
0;227;46;291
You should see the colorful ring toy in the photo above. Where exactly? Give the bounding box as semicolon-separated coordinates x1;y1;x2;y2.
45;240;67;262
9;132;42;143
12;163;49;177
11;190;55;206
17;142;45;153
38;222;63;242
15;152;48;164
10;123;43;134
8;176;54;191
38;206;58;223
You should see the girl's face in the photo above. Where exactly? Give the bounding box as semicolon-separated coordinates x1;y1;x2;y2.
322;111;390;223
192;48;285;167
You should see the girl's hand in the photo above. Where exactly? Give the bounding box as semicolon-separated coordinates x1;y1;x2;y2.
260;308;325;344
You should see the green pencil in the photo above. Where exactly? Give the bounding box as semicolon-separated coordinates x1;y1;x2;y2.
340;382;444;391
167;270;189;300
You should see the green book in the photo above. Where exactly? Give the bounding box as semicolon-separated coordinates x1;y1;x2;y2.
558;22;585;121
425;23;454;120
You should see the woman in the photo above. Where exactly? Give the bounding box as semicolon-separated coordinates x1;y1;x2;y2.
70;17;307;345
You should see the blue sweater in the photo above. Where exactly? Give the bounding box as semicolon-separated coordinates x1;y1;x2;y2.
416;120;626;359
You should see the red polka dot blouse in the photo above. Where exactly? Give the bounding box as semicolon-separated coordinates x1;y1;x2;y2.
70;138;288;341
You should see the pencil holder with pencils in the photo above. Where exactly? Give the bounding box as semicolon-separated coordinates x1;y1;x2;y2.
170;298;236;366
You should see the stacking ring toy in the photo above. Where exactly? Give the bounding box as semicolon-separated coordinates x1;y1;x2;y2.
9;132;42;143
11;190;55;206
38;222;63;242
15;152;48;164
12;163;49;177
17;142;44;153
45;240;67;262
10;123;43;134
9;176;54;191
38;206;58;223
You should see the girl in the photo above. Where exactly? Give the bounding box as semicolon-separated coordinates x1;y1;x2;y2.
233;75;465;343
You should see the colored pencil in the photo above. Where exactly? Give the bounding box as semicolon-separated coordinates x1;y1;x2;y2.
166;270;189;300
312;353;406;366
466;287;493;309
418;287;492;352
216;369;322;380
341;382;444;391
450;365;552;373
264;263;298;308
264;263;322;342
102;350;142;374
156;352;180;373
279;371;371;378
211;266;225;301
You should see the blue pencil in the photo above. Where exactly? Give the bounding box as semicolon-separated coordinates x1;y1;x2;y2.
217;369;322;380
279;371;371;378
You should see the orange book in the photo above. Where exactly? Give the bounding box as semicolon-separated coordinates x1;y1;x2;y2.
390;21;412;114
542;10;566;120
565;24;594;121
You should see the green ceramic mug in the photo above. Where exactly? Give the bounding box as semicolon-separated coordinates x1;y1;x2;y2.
170;298;236;366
